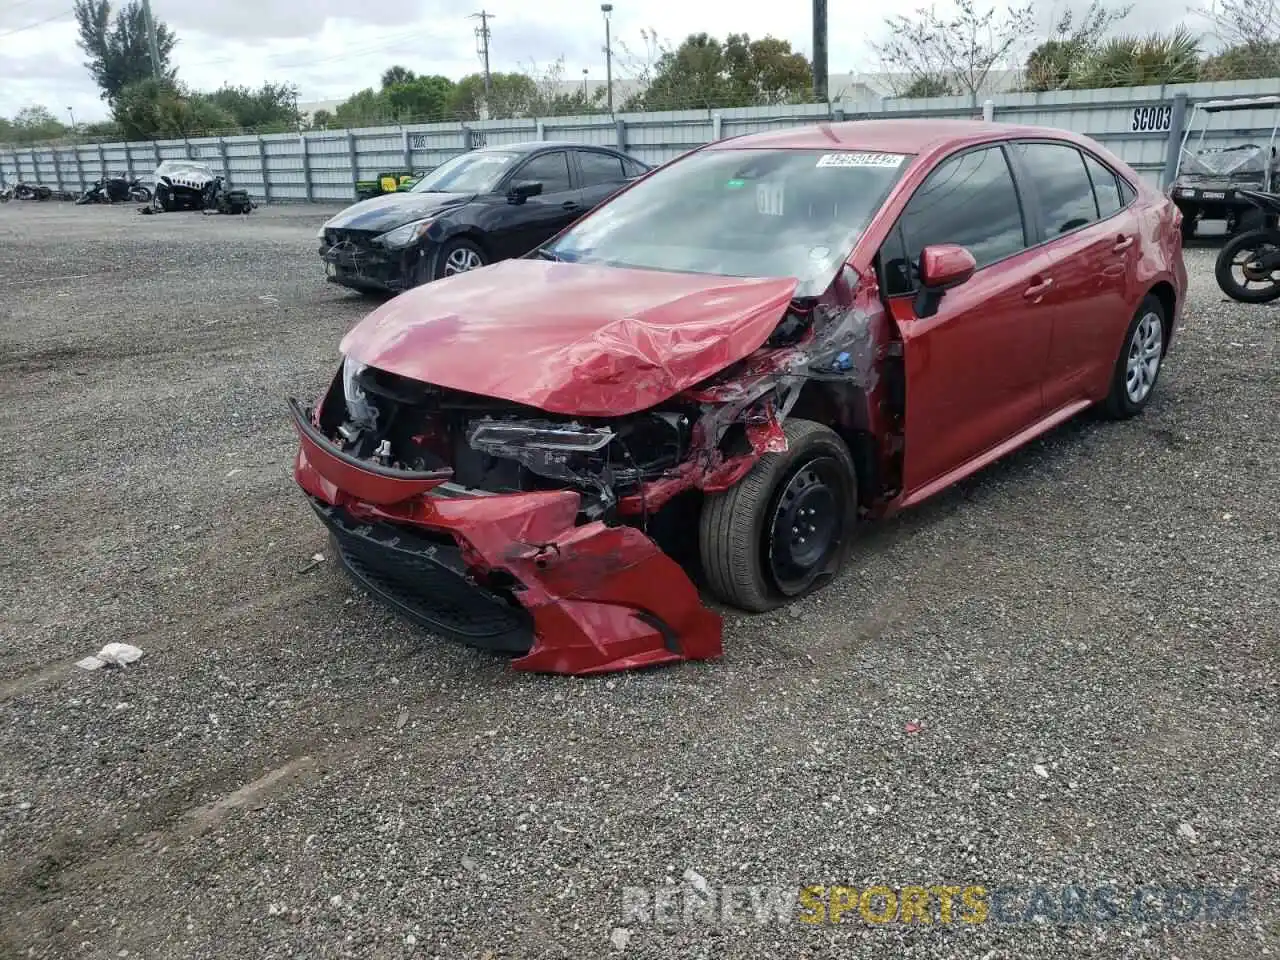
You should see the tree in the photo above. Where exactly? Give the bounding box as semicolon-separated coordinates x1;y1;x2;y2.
0;107;70;145
628;32;812;110
1201;40;1280;79
901;75;955;97
448;72;539;120
1023;1;1133;91
522;58;607;116
872;0;1036;104
113;78;234;139
385;74;455;120
1073;28;1201;88
381;65;416;88
1197;0;1280;49
308;109;335;130
333;88;389;127
201;83;299;132
74;0;177;104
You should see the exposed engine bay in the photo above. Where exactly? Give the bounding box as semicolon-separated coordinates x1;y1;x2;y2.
320;357;697;522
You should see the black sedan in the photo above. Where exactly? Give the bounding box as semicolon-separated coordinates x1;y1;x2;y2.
317;141;649;293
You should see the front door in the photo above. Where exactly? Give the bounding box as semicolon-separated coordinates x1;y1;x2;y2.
880;144;1057;495
489;150;582;259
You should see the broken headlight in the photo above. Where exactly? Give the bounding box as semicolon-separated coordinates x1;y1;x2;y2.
342;355;379;428
375;218;435;249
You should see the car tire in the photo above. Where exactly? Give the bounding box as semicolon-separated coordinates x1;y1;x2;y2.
432;237;488;282
1101;294;1167;420
699;418;858;613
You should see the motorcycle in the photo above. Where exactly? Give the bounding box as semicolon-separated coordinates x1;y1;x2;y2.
1215;188;1280;303
77;175;152;205
5;182;53;201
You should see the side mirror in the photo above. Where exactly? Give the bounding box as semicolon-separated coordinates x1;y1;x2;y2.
913;244;977;319
507;180;543;203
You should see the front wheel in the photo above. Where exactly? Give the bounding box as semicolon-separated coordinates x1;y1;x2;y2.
130;186;152;203
699;419;858;612
1215;228;1280;303
431;237;488;282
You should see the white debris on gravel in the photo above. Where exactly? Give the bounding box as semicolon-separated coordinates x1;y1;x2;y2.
75;643;144;671
609;927;632;951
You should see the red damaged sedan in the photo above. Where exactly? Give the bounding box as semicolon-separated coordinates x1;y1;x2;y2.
290;120;1186;674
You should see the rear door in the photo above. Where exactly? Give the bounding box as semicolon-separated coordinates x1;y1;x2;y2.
489;150;582;259
882;144;1057;496
574;149;632;211
1007;141;1140;407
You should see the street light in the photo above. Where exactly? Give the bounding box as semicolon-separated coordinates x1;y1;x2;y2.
582;68;589;99
600;3;613;114
66;107;76;132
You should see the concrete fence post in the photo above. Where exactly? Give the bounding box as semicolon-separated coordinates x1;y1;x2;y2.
712;114;722;141
401;125;411;172
257;135;270;204
96;142;106;178
124;144;135;180
300;133;313;202
72;144;85;192
347;130;359;199
218;136;230;187
1162;93;1190;189
536;119;545;140
615;117;627;151
51;148;63;193
983;99;995;122
153;141;161;167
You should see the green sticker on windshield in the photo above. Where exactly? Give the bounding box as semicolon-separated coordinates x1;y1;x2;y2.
725;178;746;189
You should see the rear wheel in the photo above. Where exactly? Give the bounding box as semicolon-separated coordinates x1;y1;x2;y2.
1102;295;1166;420
699;419;858;612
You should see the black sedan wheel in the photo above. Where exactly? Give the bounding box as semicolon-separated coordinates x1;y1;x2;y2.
433;238;488;281
699;419;858;612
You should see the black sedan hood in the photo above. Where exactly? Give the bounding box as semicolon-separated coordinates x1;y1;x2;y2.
323;192;476;234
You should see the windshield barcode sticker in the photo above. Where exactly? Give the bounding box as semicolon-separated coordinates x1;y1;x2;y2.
816;152;905;168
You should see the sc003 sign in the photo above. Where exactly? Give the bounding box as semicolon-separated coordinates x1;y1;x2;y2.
1132;104;1173;133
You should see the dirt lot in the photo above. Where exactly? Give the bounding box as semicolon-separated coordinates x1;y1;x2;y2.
0;202;1276;959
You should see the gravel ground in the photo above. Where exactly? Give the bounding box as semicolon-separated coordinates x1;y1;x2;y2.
0;202;1276;960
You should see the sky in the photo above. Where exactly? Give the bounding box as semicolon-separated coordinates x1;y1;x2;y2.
0;0;1212;122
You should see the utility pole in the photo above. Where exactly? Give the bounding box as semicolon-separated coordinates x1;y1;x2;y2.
812;0;828;103
470;11;494;101
601;4;614;114
142;0;162;79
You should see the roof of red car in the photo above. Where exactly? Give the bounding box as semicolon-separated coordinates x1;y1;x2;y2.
709;119;1084;155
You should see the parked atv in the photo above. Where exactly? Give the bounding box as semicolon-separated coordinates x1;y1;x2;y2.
1215;188;1280;303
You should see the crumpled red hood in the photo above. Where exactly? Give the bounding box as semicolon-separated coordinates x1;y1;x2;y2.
339;258;798;416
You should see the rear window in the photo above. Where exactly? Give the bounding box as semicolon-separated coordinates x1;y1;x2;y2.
1083;153;1123;218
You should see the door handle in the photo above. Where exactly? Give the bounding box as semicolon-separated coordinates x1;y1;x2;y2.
1023;277;1054;300
1112;235;1134;252
561;200;580;210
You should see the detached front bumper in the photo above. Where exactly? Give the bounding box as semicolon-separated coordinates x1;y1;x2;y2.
289;399;723;675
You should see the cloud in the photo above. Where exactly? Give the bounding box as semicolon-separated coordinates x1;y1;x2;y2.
0;0;1203;121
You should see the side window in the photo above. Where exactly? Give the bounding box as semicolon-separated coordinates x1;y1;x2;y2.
1012;142;1100;236
622;157;647;178
1118;177;1137;205
1082;152;1122;218
516;151;572;193
884;146;1028;296
578;151;626;187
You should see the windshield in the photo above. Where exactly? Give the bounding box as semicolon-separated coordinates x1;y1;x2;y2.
544;147;910;296
411;151;519;194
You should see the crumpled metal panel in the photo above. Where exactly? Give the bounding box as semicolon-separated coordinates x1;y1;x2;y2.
339;258;800;417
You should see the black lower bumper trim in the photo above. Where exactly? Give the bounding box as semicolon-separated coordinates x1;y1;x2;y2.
309;499;534;654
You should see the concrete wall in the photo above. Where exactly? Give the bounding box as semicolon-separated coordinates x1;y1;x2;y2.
4;77;1279;201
